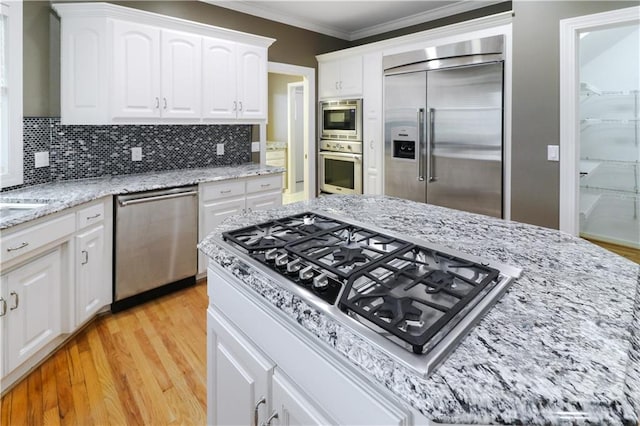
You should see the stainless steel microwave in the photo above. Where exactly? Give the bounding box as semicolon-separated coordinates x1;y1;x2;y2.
320;99;362;141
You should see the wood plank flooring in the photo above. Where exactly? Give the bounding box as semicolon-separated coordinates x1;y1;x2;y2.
1;281;208;425
587;238;640;264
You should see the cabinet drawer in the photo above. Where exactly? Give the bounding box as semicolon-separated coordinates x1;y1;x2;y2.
1;214;75;263
246;175;282;194
202;180;245;202
76;202;105;229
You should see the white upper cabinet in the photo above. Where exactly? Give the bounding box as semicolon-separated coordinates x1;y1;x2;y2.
111;20;161;119
54;2;274;125
202;40;268;121
161;29;202;119
318;55;363;99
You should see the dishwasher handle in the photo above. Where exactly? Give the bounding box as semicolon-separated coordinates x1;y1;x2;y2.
118;190;197;207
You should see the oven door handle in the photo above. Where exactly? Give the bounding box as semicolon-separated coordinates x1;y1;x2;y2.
319;151;361;161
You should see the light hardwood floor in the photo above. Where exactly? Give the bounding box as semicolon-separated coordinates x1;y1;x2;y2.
1;281;208;425
587;238;640;264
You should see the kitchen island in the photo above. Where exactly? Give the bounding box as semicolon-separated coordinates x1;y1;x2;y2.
198;195;640;425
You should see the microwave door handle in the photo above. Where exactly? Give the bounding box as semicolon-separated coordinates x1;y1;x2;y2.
418;108;425;181
428;108;436;182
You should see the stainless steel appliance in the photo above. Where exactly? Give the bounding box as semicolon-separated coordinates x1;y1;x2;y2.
217;212;521;377
113;186;198;312
318;139;363;195
384;35;505;218
320;98;362;141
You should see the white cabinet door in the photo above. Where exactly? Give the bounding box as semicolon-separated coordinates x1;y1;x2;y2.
161;29;202;119
318;60;341;99
338;55;363;98
208;308;274;426
111;20;161;119
75;225;108;326
236;44;268;120
363;53;383;195
271;370;334;426
199;197;246;274
202;37;237;120
318;57;363;99
3;249;62;375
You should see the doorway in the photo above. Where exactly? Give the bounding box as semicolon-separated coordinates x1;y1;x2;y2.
266;62;316;204
559;6;640;262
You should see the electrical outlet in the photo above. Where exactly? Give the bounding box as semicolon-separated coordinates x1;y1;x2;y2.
34;151;49;168
131;147;142;161
547;145;559;162
216;143;225;156
251;142;260;152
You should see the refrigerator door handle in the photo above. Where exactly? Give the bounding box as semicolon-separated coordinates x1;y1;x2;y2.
428;108;436;182
418;108;426;181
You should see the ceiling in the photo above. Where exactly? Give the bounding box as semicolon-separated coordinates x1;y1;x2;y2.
202;1;504;41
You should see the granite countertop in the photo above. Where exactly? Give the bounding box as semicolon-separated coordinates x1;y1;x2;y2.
0;164;284;230
198;195;640;425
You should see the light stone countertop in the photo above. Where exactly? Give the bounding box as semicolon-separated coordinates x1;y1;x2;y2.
0;164;284;230
198;194;640;425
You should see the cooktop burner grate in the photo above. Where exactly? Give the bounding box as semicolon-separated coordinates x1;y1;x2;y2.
338;246;500;354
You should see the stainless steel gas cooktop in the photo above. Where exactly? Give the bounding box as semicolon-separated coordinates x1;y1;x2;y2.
217;211;521;377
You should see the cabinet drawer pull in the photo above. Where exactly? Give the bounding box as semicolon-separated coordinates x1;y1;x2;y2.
233;101;237;111
220;189;231;194
163;97;167;110
86;213;101;220
7;242;29;252
10;291;18;310
155;97;160;109
262;410;278;426
81;250;89;265
260;183;271;188
253;396;266;426
238;101;243;111
0;298;6;317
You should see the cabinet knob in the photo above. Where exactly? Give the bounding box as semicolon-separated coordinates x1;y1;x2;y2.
253;396;266;426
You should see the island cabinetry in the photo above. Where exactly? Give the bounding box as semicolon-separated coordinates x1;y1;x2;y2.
318;55;363;99
198;174;282;275
206;264;412;425
54;2;274;125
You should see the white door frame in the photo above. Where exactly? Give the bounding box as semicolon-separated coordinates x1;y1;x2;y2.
267;62;316;200
287;82;304;193
558;6;640;235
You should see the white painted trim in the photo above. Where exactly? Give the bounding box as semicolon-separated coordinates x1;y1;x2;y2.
1;0;23;189
203;0;504;42
52;2;275;47
287;82;304;194
268;62;316;200
558;6;640;235
317;10;512;61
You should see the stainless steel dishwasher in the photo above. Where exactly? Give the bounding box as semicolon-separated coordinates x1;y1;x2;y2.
112;186;198;312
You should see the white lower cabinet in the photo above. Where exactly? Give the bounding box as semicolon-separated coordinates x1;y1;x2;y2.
198;174;283;275
207;265;413;426
1;249;63;376
75;225;107;325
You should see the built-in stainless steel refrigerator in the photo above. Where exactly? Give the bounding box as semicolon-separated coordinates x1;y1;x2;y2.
384;35;504;218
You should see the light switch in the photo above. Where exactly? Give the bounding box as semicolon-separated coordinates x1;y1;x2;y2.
547;145;560;162
217;143;225;156
131;147;142;161
34;151;49;168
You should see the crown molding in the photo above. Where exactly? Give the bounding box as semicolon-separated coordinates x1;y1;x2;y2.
202;0;506;41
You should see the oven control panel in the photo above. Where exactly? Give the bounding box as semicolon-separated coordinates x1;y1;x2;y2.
320;139;362;154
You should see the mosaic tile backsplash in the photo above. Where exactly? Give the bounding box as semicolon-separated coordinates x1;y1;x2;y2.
4;118;252;192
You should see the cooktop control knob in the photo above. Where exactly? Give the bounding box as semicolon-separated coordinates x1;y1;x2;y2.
287;258;301;273
265;248;278;261
275;252;289;267
299;265;314;281
313;273;329;290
